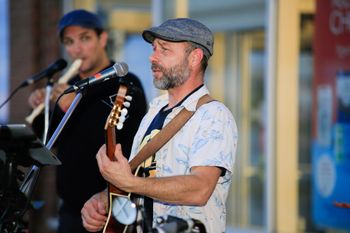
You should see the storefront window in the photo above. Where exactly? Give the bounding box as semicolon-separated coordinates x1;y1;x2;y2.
226;31;266;232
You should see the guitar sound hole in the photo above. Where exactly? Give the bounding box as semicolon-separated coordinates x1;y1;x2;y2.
112;196;137;225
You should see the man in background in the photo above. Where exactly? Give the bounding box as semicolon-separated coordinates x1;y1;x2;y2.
28;9;147;233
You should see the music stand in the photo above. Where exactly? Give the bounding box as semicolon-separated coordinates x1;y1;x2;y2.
0;124;61;233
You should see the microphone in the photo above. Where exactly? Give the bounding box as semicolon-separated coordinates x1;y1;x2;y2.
63;62;129;94
20;58;67;88
153;215;194;233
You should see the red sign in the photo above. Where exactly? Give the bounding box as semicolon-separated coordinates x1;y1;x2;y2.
312;0;350;230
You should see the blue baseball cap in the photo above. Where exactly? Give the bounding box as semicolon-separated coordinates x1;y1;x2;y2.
142;18;214;59
58;9;103;37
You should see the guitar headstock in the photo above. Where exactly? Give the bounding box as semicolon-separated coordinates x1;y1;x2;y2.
105;84;132;131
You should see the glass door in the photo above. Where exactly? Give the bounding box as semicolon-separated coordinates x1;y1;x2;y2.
217;30;266;233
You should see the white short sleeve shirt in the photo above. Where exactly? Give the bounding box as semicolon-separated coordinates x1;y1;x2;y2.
129;86;238;233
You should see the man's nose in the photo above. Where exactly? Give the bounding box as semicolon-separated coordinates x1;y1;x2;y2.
149;52;157;63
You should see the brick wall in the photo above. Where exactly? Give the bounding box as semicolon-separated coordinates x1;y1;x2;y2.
9;1;62;233
9;0;61;124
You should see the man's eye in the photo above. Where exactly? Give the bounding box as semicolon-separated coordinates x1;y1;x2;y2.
63;40;73;46
81;35;90;41
160;47;169;52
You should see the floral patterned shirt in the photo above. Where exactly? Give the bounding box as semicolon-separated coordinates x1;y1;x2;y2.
129;85;238;233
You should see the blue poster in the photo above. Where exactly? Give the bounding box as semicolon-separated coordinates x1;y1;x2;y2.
312;123;350;230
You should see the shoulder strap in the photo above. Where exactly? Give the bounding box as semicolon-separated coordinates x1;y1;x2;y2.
129;94;214;171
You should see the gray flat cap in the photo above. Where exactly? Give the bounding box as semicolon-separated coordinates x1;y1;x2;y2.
142;18;214;59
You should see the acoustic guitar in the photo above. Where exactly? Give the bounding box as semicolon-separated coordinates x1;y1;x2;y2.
103;84;139;233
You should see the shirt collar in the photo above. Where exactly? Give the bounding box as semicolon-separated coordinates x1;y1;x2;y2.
179;85;209;112
149;85;210;113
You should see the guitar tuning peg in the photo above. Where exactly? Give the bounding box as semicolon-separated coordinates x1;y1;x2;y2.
125;95;132;101
116;122;124;130
123;102;131;108
121;108;128;116
119;114;126;123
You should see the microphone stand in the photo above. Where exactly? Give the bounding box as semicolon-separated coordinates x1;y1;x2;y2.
42;78;54;145
20;90;85;217
45;90;83;148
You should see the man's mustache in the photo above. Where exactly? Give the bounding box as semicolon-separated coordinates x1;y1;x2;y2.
151;63;163;72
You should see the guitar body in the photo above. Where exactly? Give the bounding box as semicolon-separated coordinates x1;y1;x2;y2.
103;193;131;233
103;166;143;233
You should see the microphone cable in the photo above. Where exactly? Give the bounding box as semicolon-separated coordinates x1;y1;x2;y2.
0;85;23;110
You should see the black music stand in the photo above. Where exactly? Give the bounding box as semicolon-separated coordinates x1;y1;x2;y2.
0;124;61;233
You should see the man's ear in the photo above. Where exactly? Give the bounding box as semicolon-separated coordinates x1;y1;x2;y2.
189;48;204;68
100;31;109;48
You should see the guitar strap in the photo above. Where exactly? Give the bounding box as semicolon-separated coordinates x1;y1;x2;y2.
128;94;214;172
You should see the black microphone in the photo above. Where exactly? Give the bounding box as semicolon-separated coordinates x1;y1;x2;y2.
153;215;193;233
63;62;129;94
20;58;67;88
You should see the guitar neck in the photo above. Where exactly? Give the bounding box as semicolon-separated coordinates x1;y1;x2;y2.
105;127;116;161
105;128;122;194
104;84;128;195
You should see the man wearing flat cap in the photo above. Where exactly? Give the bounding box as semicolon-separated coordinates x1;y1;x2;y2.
81;18;237;233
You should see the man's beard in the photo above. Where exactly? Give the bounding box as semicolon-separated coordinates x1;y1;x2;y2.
152;57;191;90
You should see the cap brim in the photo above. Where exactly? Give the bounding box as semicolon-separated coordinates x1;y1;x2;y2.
142;30;186;44
142;30;155;44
